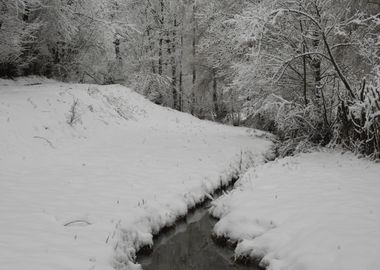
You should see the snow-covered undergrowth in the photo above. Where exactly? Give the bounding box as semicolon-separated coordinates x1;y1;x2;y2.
211;151;380;270
0;78;273;270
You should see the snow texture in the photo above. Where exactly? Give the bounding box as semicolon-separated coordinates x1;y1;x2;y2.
211;151;380;270
0;77;273;270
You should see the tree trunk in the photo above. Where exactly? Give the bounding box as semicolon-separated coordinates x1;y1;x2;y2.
192;3;197;84
299;21;308;106
171;18;179;110
311;29;322;97
167;18;178;110
158;0;164;76
146;27;156;74
190;2;197;115
113;35;121;62
22;1;30;22
179;32;184;111
212;71;219;118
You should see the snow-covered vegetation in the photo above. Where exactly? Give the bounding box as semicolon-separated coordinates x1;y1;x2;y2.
1;0;379;157
0;78;273;270
231;0;380;158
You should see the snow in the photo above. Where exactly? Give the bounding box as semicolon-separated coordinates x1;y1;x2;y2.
0;77;273;270
211;151;380;270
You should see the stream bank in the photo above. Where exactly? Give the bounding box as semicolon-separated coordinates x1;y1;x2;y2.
137;192;263;270
135;148;277;269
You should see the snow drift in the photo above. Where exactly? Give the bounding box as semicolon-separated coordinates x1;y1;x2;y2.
211;151;380;270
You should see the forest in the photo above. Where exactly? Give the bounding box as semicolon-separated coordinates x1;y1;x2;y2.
1;0;380;158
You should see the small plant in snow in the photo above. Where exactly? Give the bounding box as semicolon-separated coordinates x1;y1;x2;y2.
67;98;81;126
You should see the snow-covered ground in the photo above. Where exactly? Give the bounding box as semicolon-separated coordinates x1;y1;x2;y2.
0;78;273;270
211;151;380;270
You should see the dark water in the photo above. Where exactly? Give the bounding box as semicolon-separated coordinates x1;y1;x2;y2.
137;204;261;270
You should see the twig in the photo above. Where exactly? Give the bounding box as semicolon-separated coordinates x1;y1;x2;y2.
64;220;92;227
33;136;55;149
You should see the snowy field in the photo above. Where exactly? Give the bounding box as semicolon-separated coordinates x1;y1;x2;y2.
0;78;273;270
211;151;380;270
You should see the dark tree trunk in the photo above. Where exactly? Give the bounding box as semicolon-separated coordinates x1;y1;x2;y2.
171;19;179;110
113;36;121;62
179;32;184;112
146;27;156;74
166;21;178;110
190;2;197;115
299;21;308;106
311;30;322;96
192;4;197;85
212;72;219;118
22;2;30;22
158;40;163;75
158;0;164;75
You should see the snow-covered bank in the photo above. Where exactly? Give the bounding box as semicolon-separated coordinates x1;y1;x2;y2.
0;78;273;270
211;151;380;270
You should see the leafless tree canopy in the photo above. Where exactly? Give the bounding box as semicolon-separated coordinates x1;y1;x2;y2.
1;0;379;157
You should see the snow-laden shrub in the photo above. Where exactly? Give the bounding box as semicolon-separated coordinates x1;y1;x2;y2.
334;78;380;159
247;94;332;157
132;73;173;107
246;82;380;159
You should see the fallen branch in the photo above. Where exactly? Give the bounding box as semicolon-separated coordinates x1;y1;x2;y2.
64;220;92;227
33;136;55;149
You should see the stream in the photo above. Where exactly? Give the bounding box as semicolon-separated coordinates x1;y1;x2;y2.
137;200;262;270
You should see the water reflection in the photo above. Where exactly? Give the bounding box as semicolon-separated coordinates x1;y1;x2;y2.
138;206;260;270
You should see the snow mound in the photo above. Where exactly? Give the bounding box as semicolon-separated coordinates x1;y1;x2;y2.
211;151;380;270
0;79;273;270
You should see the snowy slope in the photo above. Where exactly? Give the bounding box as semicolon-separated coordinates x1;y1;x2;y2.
211;151;380;270
0;78;273;270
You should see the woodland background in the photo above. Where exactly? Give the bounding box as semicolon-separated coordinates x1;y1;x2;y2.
1;0;380;158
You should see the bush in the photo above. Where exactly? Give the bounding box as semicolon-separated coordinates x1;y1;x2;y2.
246;81;380;159
246;94;332;156
334;80;380;159
133;73;172;106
